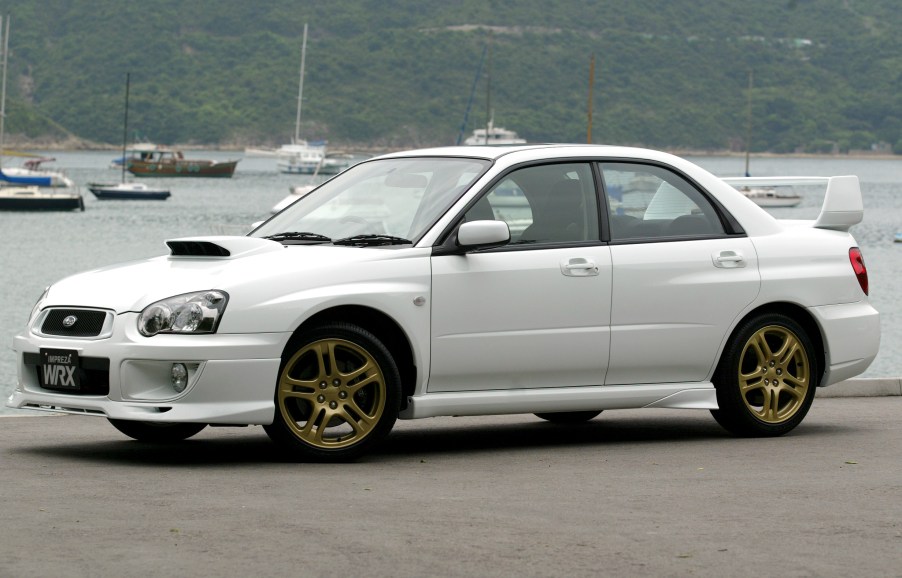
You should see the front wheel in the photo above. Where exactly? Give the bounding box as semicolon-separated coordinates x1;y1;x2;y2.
711;313;818;437
108;419;207;442
263;322;401;462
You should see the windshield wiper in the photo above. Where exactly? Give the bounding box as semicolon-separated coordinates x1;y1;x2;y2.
263;231;332;244
332;234;412;247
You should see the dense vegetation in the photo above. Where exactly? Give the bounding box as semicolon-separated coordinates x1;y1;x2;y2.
3;0;902;153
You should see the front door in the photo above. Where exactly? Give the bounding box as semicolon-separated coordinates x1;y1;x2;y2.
429;162;613;392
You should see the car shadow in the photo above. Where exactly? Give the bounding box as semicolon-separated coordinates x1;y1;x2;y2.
9;412;850;466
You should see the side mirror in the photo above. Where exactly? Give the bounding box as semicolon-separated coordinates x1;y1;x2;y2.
457;220;510;250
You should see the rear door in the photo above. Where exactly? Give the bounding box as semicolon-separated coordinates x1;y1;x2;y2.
602;162;760;385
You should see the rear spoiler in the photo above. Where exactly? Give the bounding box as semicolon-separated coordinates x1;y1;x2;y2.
722;175;863;232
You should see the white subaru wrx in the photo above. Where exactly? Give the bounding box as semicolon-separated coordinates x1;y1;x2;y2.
8;145;880;461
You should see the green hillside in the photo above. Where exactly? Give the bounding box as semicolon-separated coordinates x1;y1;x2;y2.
2;0;901;153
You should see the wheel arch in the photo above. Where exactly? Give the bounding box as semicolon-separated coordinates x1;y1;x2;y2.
289;305;417;410
719;302;826;387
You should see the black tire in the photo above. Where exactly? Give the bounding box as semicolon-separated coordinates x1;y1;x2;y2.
108;419;207;442
263;322;402;462
711;313;819;437
534;411;602;423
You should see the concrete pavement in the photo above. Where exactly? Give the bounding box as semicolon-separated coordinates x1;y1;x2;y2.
2;396;901;577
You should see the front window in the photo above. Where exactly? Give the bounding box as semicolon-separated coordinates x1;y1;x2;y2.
463;162;599;244
252;157;490;244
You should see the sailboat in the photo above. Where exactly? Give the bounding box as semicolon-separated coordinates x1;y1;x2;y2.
276;23;326;174
0;14;83;211
88;73;170;200
734;71;801;208
458;37;526;147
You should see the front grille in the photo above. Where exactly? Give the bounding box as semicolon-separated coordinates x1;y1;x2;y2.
41;309;108;337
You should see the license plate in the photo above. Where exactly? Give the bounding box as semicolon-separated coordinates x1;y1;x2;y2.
39;348;81;390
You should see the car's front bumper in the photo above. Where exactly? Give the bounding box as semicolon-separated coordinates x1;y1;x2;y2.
7;312;287;424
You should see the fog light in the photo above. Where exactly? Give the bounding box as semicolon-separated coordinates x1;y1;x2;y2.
171;363;189;393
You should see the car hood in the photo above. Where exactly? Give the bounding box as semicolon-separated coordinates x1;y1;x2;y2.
41;236;408;313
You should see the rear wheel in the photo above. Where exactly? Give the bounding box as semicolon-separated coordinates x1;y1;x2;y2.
711;313;818;437
534;411;601;423
108;419;206;442
263;322;401;462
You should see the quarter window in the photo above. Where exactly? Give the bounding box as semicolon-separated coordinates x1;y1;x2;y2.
601;163;724;241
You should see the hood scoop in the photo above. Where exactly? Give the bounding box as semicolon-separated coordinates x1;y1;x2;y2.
166;236;283;258
167;240;231;256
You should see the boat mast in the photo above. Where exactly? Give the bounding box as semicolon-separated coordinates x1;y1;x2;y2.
294;23;308;145
120;73;130;184
587;53;595;144
456;43;487;145
0;15;9;169
745;70;753;177
484;33;492;144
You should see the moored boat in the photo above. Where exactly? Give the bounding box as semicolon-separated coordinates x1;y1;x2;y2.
127;149;239;178
737;187;802;208
276;23;328;175
0;185;84;211
276;141;326;174
0;17;83;212
721;177;806;209
88;182;170;200
0;157;76;188
317;152;370;175
93;74;171;200
463;118;526;145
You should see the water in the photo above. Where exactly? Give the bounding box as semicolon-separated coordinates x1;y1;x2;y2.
1;152;899;414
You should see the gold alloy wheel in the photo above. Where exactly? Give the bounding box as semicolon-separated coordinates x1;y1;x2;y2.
276;338;387;449
738;325;810;424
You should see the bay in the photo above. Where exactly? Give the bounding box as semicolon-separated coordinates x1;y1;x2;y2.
1;151;898;414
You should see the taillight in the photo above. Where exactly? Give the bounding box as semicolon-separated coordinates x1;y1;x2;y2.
849;247;868;295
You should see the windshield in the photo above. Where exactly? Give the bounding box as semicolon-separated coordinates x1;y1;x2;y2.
252;157;490;244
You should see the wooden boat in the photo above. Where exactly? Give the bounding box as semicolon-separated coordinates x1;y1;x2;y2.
127;149;238;178
88;182;170;200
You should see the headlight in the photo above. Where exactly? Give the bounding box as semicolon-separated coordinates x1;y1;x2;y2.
28;286;50;325
138;290;229;337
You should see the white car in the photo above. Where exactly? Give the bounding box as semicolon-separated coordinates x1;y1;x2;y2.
8;145;880;461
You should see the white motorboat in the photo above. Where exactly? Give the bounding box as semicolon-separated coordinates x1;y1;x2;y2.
738;187;802;208
88;182;170;200
0;185;83;211
463;118;526;145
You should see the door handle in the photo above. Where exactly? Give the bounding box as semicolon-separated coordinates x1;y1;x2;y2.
561;258;599;276
713;250;746;268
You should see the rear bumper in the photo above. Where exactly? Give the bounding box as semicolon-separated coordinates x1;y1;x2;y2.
810;301;880;386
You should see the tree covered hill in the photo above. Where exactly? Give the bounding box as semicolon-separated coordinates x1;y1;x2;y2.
2;0;902;153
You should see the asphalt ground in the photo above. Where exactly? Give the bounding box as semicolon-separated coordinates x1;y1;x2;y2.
2;395;901;577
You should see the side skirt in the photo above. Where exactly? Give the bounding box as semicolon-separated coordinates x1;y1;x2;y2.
400;383;718;419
